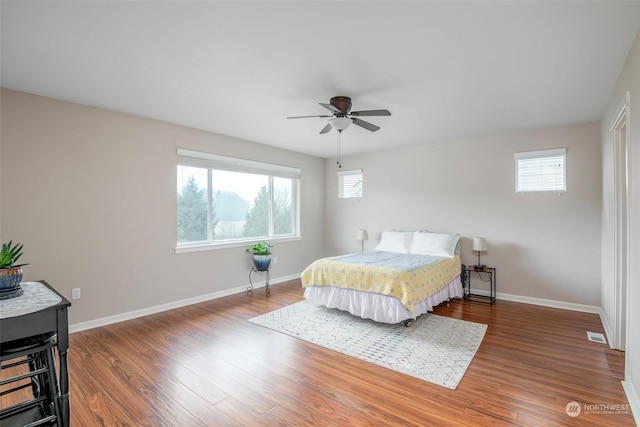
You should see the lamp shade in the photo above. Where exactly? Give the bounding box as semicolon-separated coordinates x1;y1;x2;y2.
472;237;488;252
330;117;352;132
356;229;369;241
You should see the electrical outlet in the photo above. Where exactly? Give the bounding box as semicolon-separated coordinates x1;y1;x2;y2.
72;288;81;300
273;256;278;264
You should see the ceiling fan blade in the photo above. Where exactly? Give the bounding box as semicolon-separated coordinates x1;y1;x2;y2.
350;109;391;117
352;118;380;132
319;123;333;134
319;103;342;114
287;114;332;119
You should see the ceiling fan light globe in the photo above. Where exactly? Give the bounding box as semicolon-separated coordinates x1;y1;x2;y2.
329;117;352;132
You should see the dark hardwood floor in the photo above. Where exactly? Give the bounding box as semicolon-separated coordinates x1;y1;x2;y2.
3;279;635;426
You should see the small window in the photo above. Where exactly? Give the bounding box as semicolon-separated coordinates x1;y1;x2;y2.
338;169;363;198
515;148;566;193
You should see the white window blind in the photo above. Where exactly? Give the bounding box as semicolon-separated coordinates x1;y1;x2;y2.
515;148;566;193
338;169;363;198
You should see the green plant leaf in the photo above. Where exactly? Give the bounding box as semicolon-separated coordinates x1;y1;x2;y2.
0;241;28;269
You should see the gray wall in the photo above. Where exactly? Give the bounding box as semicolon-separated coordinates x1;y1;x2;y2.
324;122;602;306
0;89;325;325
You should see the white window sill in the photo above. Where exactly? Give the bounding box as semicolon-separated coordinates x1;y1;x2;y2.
175;236;302;254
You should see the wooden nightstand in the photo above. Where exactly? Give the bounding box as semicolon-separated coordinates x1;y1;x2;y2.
463;265;496;304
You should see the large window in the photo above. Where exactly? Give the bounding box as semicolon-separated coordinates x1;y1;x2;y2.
177;149;300;248
515;148;566;193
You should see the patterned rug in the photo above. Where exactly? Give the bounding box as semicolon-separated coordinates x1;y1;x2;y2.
248;300;487;389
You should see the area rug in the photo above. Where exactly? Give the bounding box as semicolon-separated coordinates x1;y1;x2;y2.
248;300;487;389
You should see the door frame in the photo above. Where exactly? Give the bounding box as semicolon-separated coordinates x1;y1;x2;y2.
609;91;631;353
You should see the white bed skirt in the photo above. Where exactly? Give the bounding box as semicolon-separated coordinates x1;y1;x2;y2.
303;276;464;324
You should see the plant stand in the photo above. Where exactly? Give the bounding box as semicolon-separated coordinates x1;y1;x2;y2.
247;267;270;296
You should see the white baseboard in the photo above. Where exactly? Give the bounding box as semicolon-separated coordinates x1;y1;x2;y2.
599;308;615;349
471;289;601;314
622;378;640;425
71;276;602;333
69;273;300;333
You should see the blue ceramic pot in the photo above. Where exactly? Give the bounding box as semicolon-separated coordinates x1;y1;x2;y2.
253;255;271;272
0;267;23;291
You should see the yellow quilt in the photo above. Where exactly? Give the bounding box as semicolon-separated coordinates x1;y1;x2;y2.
301;252;462;316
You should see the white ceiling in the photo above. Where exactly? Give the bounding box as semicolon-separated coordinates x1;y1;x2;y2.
2;1;640;159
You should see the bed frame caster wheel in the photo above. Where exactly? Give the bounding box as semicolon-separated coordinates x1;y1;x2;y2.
404;319;414;327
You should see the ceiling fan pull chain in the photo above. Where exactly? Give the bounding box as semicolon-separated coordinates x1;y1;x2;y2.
337;131;342;168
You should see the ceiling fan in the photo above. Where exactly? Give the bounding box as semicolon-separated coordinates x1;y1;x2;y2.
287;96;391;134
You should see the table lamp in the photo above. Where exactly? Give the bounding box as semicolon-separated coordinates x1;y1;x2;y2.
472;237;488;268
356;229;368;252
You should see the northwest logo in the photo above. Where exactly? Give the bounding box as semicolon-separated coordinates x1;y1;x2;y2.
565;401;581;417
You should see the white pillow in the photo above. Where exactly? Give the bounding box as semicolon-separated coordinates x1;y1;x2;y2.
409;232;459;258
374;231;413;253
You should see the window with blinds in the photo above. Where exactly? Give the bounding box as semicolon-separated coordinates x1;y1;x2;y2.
338;169;363;198
515;148;566;193
177;149;300;248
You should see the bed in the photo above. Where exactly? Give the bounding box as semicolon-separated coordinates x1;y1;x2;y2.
301;231;464;325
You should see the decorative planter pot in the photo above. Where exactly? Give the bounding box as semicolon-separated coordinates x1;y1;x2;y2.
0;267;23;291
252;254;271;272
0;267;25;299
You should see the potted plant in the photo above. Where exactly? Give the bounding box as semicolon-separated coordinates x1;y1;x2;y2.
0;241;29;299
246;241;273;272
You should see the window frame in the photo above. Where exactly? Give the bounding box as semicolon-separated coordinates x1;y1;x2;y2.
176;149;301;252
514;148;566;194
